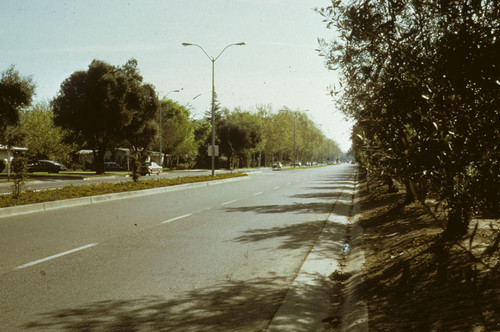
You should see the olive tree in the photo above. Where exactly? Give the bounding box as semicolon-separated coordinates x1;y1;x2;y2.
318;0;499;238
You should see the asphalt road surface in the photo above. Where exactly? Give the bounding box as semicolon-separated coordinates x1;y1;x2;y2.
0;164;356;331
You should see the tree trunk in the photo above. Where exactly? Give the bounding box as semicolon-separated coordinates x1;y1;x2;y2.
403;180;417;204
443;200;472;240
94;147;107;174
385;176;398;193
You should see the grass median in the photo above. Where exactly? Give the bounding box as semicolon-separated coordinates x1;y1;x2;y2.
0;173;247;208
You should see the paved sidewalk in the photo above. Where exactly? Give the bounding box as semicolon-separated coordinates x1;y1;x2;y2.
266;171;368;331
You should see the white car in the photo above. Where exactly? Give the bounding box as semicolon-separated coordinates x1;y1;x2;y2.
140;161;163;175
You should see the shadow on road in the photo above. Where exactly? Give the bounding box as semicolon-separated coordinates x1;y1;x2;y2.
22;167;357;331
231;219;347;253
223;200;351;216
23;276;327;331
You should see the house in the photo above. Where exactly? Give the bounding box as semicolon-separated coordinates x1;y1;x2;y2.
0;145;28;174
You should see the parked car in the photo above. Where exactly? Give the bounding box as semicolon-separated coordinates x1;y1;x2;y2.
104;161;125;171
28;160;67;173
294;161;302;167
140;161;162;175
272;162;283;170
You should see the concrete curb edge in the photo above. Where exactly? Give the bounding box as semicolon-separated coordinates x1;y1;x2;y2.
340;169;369;332
0;176;249;219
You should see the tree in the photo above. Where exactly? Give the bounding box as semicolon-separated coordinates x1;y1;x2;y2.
20;102;75;164
193;119;212;168
217;109;263;169
318;0;500;238
10;154;28;198
117;60;159;178
158;99;197;168
0;66;36;146
52;59;159;174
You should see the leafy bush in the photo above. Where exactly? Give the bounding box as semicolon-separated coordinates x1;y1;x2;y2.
10;156;28;198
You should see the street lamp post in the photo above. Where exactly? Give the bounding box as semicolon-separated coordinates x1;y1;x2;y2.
160;89;181;167
182;42;245;176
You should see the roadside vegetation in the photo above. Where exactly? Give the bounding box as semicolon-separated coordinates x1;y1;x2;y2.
353;177;499;331
318;1;499;329
0;172;246;208
318;0;499;239
1;64;343;183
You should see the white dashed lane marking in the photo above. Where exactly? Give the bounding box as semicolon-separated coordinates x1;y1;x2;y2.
15;243;98;270
161;213;193;224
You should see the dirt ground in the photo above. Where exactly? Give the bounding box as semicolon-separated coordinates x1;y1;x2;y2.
333;175;499;331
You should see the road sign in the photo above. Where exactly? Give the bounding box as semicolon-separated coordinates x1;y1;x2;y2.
207;145;219;157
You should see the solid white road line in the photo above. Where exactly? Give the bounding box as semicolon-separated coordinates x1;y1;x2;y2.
161;213;192;224
15;243;98;270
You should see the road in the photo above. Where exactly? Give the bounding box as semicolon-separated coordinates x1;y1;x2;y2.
0;165;356;331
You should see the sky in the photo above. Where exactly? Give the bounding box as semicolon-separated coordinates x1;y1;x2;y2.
1;0;353;151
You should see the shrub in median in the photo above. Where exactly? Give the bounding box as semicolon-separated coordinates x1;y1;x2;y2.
0;173;246;208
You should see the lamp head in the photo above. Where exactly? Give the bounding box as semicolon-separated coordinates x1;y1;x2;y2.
182;43;192;46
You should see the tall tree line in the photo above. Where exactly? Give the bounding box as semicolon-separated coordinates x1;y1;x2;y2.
318;0;499;238
1;59;342;174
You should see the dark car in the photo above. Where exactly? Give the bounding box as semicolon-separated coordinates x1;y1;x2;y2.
28;160;67;173
104;161;126;171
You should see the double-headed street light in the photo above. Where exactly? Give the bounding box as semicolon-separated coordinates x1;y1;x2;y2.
182;42;246;176
159;89;182;166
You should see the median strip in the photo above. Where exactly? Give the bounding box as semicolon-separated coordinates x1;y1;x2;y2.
15;243;97;270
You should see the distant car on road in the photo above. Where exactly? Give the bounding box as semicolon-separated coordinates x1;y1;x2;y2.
272;162;283;170
140;161;162;175
28;160;67;173
104;161;126;171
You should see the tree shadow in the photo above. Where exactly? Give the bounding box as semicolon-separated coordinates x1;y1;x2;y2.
224;201;351;216
231;219;347;256
356;179;500;331
291;187;348;200
23;275;331;331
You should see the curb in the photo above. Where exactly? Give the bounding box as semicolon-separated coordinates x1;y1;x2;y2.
340;171;369;332
266;171;357;331
0;176;249;219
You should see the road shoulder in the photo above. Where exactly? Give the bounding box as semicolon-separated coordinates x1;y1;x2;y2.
266;168;368;331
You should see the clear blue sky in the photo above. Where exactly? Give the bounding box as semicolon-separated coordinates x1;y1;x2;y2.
1;0;353;151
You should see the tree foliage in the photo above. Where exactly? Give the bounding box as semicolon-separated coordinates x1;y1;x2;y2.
10;155;28;198
158;99;197;168
318;0;499;238
52;59;159;174
217;109;263;169
20;102;75;164
0;66;36;146
212;105;342;168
